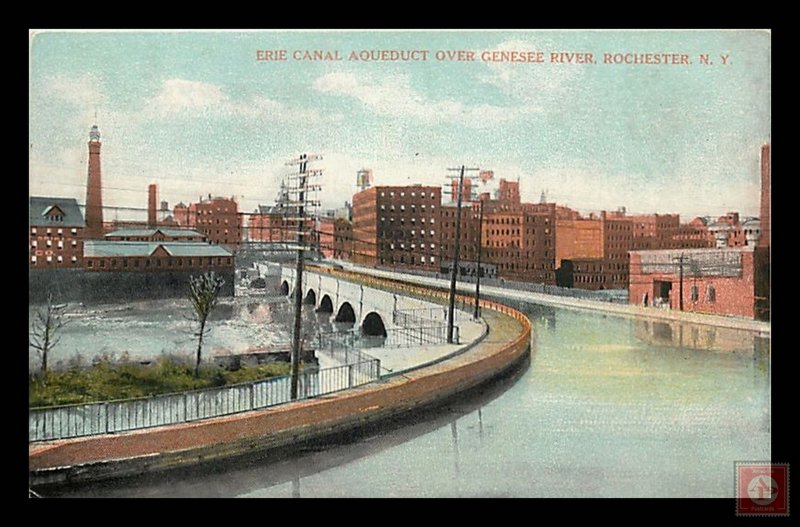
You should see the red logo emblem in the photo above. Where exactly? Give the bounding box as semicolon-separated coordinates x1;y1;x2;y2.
736;462;790;516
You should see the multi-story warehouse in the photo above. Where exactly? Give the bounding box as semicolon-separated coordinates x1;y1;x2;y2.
29;197;85;268
351;185;441;269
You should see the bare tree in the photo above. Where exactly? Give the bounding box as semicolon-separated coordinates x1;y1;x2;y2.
29;293;68;376
189;271;225;377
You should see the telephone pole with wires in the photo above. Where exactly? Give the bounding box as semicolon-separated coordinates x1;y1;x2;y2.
445;165;480;343
285;153;322;400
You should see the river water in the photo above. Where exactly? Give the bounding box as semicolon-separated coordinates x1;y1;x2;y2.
28;293;354;371
47;301;770;498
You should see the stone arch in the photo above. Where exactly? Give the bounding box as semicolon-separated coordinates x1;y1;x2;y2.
361;312;387;337
304;289;317;305
280;280;290;296
335;302;356;323
317;294;334;313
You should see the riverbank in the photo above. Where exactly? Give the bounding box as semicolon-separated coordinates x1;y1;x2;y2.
29;277;531;489
29;357;293;407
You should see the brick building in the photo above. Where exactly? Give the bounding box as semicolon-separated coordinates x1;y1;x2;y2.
247;204;297;243
316;216;335;258
29;197;85;268
174;195;243;249
629;247;766;319
351;185;441;269
104;227;207;243
333;218;353;260
706;212;760;248
439;182;555;284
83;241;234;273
555;210;632;290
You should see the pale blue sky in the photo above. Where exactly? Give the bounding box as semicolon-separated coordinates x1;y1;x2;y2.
29;30;770;220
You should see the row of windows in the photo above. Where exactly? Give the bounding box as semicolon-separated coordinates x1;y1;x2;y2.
31;240;78;249
195;207;233;214
196;218;233;225
381;255;436;265
690;283;716;303
85;256;233;269
379;229;436;239
380;217;435;225
31;227;79;236
380;191;436;199
385;243;438;251
379;204;434;212
31;255;78;264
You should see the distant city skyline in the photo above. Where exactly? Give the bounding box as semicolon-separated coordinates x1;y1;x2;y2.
29;30;770;219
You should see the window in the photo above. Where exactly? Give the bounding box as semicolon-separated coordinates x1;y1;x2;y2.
71;228;77;235
690;284;698;302
400;205;405;211
57;240;64;249
57;228;63;235
31;240;37;248
390;192;395;197
45;240;52;247
31;228;37;235
431;256;435;263
57;255;63;263
400;192;405;197
411;192;416;197
706;284;716;303
381;192;385;197
71;256;77;263
430;230;435;236
46;228;51;234
381;205;385;210
72;240;77;247
421;256;426;263
31;256;37;264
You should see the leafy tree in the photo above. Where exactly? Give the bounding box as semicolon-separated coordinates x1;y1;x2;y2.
29;293;68;376
189;271;225;377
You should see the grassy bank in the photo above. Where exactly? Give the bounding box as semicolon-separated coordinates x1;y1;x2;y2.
29;357;294;408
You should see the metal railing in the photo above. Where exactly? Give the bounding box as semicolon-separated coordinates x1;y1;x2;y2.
29;359;380;442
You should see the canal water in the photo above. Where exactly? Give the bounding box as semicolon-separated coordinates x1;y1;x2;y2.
46;303;770;498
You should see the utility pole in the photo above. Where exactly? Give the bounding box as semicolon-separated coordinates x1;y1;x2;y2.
446;165;480;343
673;253;688;311
474;198;484;320
287;153;322;400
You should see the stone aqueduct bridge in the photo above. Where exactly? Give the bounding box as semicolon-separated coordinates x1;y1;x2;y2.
275;264;453;335
30;267;531;487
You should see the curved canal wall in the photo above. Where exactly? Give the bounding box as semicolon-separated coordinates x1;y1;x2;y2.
29;273;531;487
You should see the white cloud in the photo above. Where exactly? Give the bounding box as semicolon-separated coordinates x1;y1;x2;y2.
144;78;323;123
44;74;108;109
479;39;580;106
313;72;524;126
149;79;226;114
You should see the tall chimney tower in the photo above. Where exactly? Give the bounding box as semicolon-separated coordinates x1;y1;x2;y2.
148;183;158;227
85;124;104;239
758;143;770;248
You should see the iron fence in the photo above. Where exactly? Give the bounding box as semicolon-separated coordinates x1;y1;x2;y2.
29;358;380;442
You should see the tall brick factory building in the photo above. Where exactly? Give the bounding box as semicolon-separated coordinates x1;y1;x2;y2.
351;185;442;269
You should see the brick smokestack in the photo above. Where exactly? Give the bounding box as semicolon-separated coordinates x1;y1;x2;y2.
148;183;158;227
759;143;770;248
85;125;104;239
